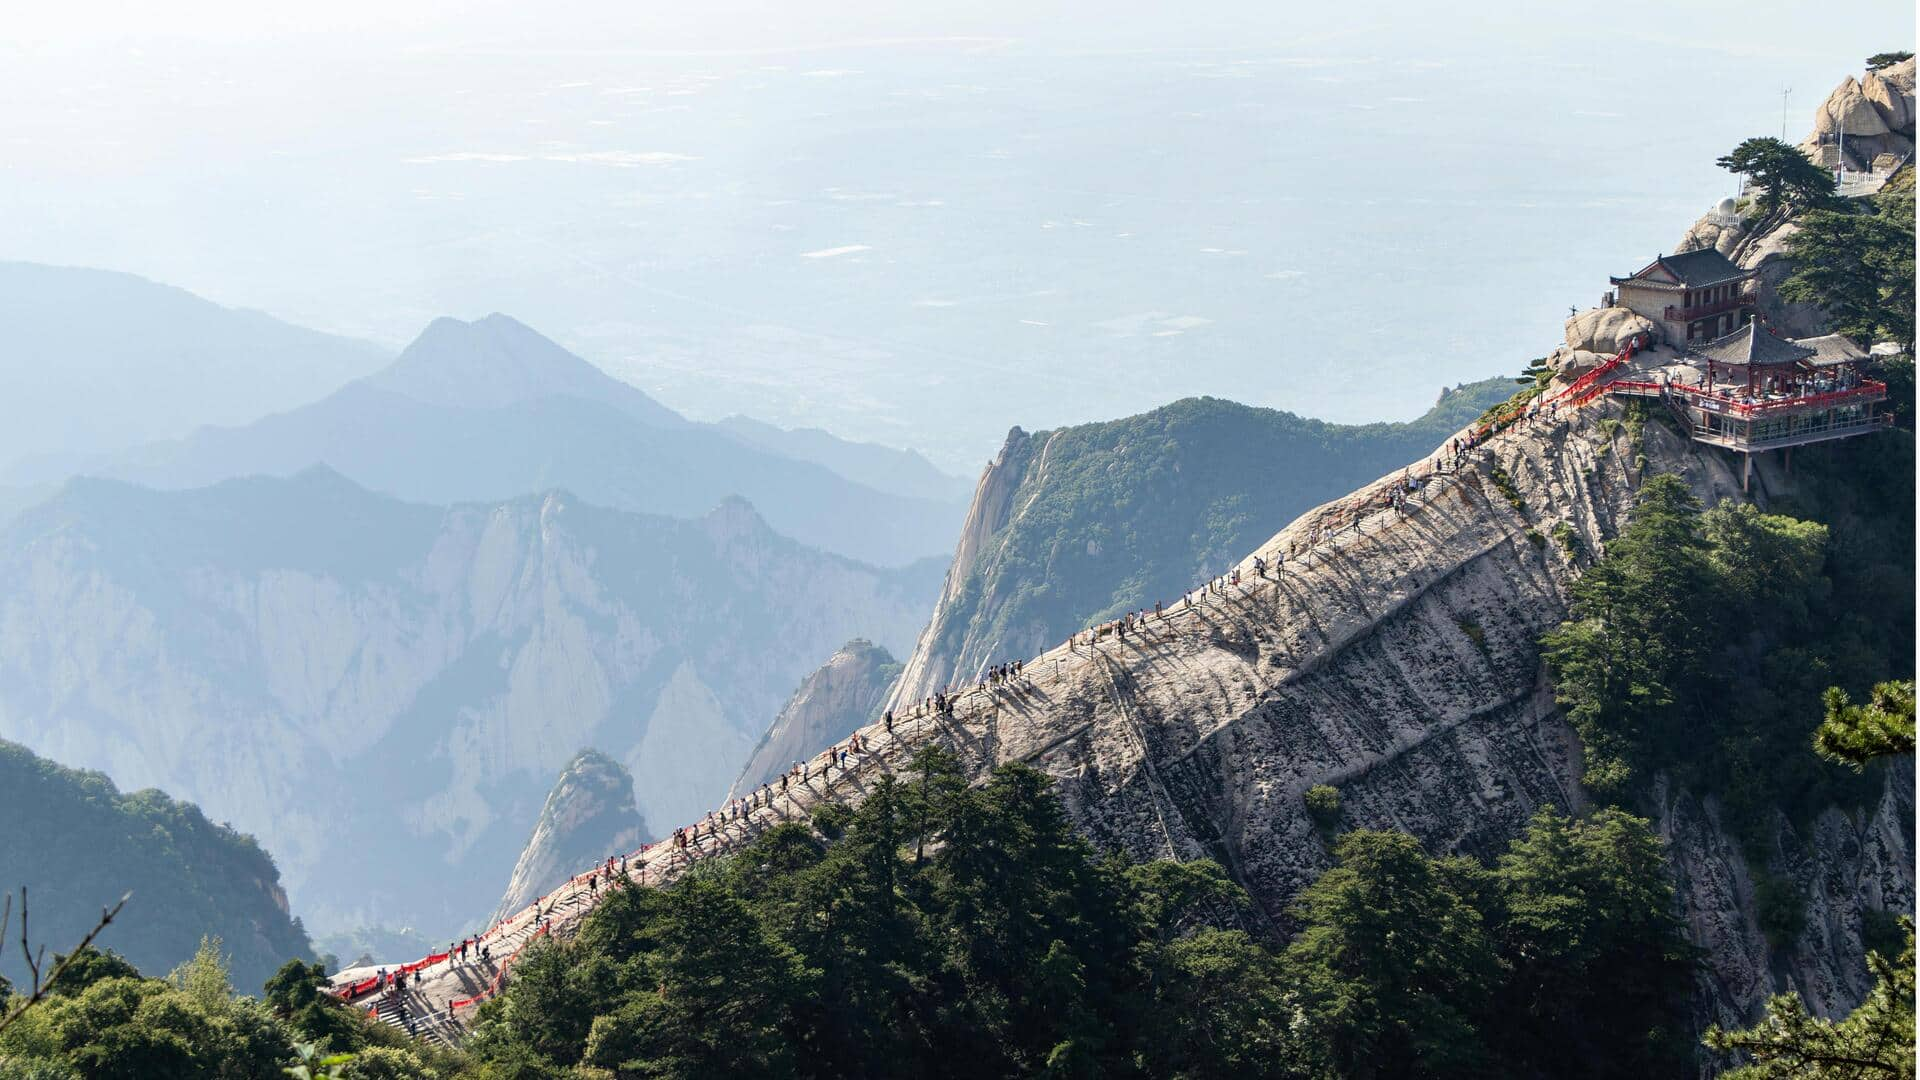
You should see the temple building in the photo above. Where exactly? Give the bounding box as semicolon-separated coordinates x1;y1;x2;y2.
1607;249;1757;345
1609;323;1889;489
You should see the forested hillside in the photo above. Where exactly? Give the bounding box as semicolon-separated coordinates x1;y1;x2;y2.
0;739;313;994
891;377;1514;704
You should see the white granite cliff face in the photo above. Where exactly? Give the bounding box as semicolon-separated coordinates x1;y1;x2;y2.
870;398;1910;1037
352;390;1911;1049
729;639;900;799
494;749;648;923
887;428;1043;709
0;474;937;933
880;386;1523;722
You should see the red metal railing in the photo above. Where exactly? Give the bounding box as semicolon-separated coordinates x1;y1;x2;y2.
1605;379;1886;418
331;837;672;1014
1665;380;1884;417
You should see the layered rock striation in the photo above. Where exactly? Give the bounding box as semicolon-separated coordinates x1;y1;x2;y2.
885;381;1518;714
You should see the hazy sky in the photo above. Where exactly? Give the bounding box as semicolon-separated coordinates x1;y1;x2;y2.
5;1;1911;469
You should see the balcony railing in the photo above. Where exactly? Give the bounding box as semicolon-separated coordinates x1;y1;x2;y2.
1664;291;1754;323
1610;379;1886;419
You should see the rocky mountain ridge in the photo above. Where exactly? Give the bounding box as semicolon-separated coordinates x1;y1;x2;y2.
765;398;1912;1034
886;380;1517;711
0;467;938;933
442;388;1908;1048
56;313;965;567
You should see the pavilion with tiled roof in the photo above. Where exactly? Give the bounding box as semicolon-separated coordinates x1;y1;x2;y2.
1792;333;1872;368
1606;324;1890;487
1686;322;1816;389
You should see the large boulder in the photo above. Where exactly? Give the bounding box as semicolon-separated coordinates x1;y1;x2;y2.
1548;347;1612;380
1801;63;1916;171
1820;77;1893;137
1677;212;1745;257
1738;219;1829;339
1564;307;1654;355
1863;69;1914;135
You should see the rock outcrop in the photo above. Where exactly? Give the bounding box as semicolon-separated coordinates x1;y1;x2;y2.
494;749;648;923
729;639;901;798
1562;306;1654;356
1671;59;1915;338
1678;211;1747;257
1799;61;1916;171
1733;219;1830;338
888;428;1043;710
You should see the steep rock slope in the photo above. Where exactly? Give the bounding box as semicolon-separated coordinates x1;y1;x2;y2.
0;261;387;475
728;639;901;798
89;314;965;567
433;395;1908;1045
493;750;648;923
704;399;1911;1041
0;739;314;992
0;468;938;933
888;379;1515;708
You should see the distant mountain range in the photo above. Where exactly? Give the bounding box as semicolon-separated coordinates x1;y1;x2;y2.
34;313;968;567
0;738;314;993
0;261;388;475
714;415;975;504
0;267;970;566
0;467;941;934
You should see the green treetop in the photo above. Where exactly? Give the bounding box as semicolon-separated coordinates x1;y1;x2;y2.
1718;137;1837;221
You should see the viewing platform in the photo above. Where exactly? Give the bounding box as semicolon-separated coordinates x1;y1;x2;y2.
1601;323;1892;487
1610;376;1890;452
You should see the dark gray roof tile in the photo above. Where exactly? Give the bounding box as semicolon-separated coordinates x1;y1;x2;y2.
1687;323;1816;366
1613;248;1750;288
